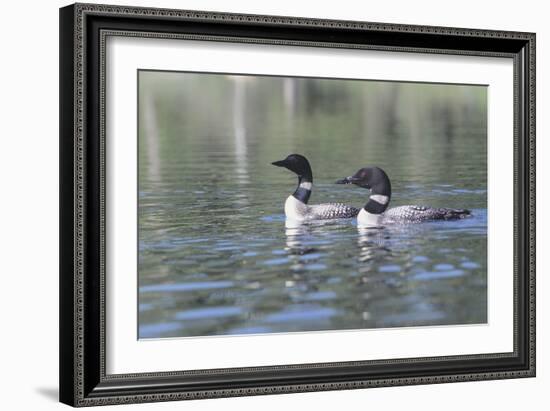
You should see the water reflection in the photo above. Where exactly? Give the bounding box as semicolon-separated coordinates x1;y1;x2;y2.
357;227;392;265
284;221;315;253
231;77;250;189
141;92;161;183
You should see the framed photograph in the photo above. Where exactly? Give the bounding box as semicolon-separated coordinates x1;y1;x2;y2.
59;3;535;407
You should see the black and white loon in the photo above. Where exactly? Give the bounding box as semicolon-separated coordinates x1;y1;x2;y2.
336;166;471;227
272;154;359;221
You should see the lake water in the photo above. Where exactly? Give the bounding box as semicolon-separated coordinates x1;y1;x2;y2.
138;71;487;339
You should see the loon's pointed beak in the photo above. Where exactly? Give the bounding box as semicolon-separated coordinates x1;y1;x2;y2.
271;159;287;167
335;176;357;184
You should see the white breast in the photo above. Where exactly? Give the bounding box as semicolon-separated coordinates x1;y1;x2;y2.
357;208;383;227
284;195;309;221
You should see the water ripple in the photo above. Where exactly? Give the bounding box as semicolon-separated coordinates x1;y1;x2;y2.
140;281;235;293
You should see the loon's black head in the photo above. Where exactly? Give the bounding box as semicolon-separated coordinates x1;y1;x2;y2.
336;167;392;215
336;166;391;197
272;154;313;181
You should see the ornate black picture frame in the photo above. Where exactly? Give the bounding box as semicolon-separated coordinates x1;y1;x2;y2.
59;3;535;407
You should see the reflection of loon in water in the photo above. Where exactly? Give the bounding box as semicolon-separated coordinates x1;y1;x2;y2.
272;154;359;222
284;223;315;256
284;224;323;286
357;227;392;264
336;166;471;228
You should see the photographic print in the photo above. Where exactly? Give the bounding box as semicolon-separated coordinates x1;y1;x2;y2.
60;5;535;405
137;70;488;339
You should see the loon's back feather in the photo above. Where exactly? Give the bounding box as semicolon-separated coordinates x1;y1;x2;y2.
284;195;359;221
308;203;360;220
383;205;471;222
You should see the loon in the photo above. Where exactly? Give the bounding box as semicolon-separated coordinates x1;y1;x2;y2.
336;166;471;227
272;154;359;221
